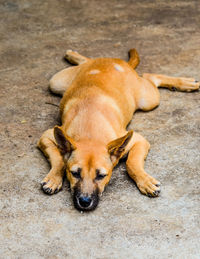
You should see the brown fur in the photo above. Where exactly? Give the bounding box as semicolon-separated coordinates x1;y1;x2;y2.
38;49;199;210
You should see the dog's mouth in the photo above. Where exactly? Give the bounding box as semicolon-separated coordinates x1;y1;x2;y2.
73;186;99;211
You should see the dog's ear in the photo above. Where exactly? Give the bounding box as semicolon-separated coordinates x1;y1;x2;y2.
54;126;76;156
107;130;133;164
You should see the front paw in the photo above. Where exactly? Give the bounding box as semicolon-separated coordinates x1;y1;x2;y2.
136;173;161;197
41;172;63;195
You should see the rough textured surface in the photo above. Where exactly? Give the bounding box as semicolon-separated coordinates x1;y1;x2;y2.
0;0;200;258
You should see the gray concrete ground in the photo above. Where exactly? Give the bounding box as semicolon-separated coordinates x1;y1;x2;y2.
0;0;200;258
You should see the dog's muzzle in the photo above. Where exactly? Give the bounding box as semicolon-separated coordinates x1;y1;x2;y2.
73;187;99;211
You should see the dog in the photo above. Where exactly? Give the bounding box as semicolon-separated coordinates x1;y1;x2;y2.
38;49;199;211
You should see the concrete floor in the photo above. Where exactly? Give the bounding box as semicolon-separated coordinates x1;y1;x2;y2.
0;0;200;258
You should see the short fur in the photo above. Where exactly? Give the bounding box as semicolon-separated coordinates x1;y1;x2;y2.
38;49;199;211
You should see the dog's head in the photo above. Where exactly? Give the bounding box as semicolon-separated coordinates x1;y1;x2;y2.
54;126;133;211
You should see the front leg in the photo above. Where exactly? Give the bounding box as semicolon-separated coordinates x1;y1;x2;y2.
37;129;64;194
126;133;161;197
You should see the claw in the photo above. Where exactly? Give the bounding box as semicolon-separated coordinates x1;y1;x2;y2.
43;187;52;194
54;188;59;194
153;190;160;196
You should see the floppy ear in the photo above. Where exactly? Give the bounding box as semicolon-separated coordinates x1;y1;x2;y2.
54;126;76;156
107;130;133;164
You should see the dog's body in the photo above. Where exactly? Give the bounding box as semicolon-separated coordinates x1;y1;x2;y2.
38;49;199;211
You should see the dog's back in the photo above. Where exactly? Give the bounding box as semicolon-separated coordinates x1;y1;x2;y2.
60;58;138;142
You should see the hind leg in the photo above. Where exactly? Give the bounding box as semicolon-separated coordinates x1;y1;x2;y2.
135;77;160;111
49;66;82;95
50;50;90;95
143;73;200;92
136;72;200;111
65;49;90;65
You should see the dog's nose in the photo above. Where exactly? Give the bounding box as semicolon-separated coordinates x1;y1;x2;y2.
78;196;92;208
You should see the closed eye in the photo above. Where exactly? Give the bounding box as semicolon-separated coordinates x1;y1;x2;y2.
71;171;81;179
95;174;106;180
70;168;81;179
95;169;107;180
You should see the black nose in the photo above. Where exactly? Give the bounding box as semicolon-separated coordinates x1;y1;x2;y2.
78;196;92;208
73;187;99;211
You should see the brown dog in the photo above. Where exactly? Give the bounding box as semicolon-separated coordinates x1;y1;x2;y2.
38;49;199;211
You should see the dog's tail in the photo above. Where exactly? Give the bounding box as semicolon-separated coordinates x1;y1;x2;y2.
128;48;140;69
